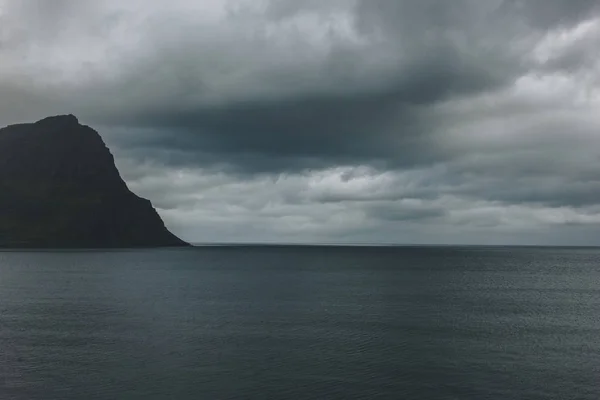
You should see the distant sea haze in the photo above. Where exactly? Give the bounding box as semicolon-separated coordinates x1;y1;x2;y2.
1;245;599;399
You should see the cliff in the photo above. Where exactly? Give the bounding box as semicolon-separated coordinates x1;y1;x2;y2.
0;115;189;248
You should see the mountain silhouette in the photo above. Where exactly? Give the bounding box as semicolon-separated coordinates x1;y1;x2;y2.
0;114;189;248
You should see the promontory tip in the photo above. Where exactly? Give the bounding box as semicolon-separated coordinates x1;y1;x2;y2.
35;114;79;126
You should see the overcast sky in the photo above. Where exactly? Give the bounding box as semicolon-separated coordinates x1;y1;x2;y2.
1;0;599;245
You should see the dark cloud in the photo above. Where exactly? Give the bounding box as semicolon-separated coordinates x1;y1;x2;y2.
88;0;528;174
84;0;598;175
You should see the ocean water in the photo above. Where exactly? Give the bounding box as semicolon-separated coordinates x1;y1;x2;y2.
0;246;599;399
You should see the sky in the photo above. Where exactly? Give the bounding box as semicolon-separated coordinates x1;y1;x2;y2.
1;0;600;245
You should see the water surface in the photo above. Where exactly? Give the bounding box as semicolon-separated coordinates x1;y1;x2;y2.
1;246;599;399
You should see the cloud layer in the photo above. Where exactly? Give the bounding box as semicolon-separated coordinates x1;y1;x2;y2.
1;0;599;244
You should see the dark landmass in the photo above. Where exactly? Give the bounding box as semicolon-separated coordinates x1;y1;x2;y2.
0;114;189;248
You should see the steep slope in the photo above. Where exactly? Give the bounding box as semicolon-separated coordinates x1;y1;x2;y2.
0;114;189;248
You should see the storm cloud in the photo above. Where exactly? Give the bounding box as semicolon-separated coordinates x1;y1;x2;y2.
1;0;599;244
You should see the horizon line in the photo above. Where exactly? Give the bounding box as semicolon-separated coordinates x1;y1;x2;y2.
189;242;600;248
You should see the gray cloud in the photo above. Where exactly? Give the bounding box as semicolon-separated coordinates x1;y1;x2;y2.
509;0;600;29
1;0;599;244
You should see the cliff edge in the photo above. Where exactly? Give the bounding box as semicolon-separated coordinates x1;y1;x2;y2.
0;115;189;248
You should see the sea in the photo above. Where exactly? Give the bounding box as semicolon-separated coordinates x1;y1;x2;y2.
0;245;599;399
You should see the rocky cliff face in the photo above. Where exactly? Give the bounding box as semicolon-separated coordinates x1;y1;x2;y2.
0;115;189;248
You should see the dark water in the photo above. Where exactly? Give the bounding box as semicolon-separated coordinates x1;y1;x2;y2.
1;246;599;399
